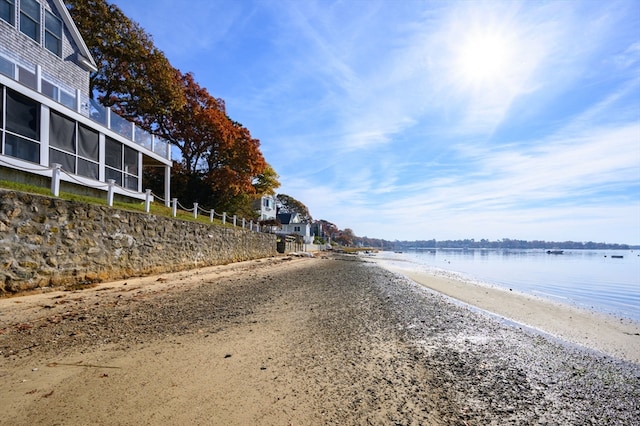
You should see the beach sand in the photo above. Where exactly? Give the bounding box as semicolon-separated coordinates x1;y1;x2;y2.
0;253;638;425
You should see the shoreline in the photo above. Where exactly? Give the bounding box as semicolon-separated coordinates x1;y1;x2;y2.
370;255;640;364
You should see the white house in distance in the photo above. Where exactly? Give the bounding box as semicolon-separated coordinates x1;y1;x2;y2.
277;212;313;244
0;0;172;203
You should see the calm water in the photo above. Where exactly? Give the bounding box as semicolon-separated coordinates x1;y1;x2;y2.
377;249;640;322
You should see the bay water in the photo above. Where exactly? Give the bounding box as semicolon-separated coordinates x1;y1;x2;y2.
376;249;640;322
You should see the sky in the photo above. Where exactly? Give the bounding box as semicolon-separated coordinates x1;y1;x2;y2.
110;0;640;245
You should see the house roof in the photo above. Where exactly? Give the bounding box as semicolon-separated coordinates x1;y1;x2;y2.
52;0;98;72
276;213;294;225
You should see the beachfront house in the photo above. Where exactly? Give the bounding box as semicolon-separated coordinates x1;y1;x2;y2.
253;194;277;221
0;0;172;203
277;212;313;244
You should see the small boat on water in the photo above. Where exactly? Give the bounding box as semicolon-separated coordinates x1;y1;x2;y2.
546;249;564;254
611;255;624;259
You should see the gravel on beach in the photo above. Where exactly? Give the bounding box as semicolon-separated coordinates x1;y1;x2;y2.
1;253;638;425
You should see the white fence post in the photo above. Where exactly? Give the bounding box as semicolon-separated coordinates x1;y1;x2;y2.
222;212;226;224
172;198;177;217
242;218;246;228
50;163;61;197
107;179;115;206
233;215;237;227
193;203;198;219
144;189;152;213
210;209;214;222
250;220;253;231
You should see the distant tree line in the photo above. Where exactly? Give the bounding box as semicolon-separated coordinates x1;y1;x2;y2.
388;239;636;250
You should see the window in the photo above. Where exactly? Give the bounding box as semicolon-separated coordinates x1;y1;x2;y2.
6;88;39;140
44;10;61;56
105;137;139;190
48;110;99;179
0;0;14;25
4;87;40;162
19;0;40;43
77;124;98;179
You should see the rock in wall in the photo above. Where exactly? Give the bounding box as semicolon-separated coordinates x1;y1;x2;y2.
0;190;277;294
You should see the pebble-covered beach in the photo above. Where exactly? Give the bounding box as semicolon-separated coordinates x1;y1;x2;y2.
1;253;638;424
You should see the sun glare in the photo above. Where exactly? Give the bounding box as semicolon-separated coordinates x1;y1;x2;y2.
456;32;512;86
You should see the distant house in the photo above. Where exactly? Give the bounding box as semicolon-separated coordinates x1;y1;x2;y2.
0;0;172;202
253;194;277;221
277;212;312;244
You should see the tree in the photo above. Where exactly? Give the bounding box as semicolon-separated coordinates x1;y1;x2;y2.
253;164;280;196
65;0;185;127
276;194;312;222
67;0;273;217
335;228;355;246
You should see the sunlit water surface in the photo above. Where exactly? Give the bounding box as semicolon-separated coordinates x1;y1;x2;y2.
376;249;640;322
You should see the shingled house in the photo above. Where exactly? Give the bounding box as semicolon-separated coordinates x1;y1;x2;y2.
0;0;172;202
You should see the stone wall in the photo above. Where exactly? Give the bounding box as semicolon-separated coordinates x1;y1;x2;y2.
0;190;277;294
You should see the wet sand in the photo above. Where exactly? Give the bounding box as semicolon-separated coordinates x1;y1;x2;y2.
1;253;638;425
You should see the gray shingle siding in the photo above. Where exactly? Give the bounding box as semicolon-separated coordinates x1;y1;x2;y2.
0;0;90;97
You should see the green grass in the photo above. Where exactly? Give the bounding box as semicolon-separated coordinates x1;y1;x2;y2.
0;180;248;230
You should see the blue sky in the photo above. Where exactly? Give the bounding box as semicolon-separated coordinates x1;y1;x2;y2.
111;0;640;244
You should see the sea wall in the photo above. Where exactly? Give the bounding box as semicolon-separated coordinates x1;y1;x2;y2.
0;190;277;294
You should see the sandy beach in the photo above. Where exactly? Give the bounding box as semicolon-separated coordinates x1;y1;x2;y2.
1;253;638;425
370;254;640;364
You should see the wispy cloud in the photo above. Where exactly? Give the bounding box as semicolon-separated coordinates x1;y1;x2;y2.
113;0;640;243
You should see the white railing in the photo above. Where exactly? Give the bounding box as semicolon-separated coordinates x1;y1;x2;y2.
0;53;170;160
41;162;264;233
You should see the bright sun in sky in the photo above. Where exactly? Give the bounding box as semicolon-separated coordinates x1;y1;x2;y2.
456;32;512;86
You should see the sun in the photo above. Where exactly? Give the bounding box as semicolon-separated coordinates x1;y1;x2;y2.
455;32;513;86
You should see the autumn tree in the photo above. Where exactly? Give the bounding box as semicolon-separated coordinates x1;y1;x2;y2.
276;194;312;222
65;0;185;127
335;228;356;246
68;0;275;218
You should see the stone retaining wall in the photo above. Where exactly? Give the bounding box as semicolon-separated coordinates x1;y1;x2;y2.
0;190;277;294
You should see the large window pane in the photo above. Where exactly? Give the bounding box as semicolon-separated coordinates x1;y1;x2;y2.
5;133;39;162
6;89;39;140
49;148;75;172
105;137;122;169
105;167;122;185
44;10;62;56
49;110;75;152
77;158;98;180
124;145;138;175
0;0;14;25
19;0;39;42
78;124;99;160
